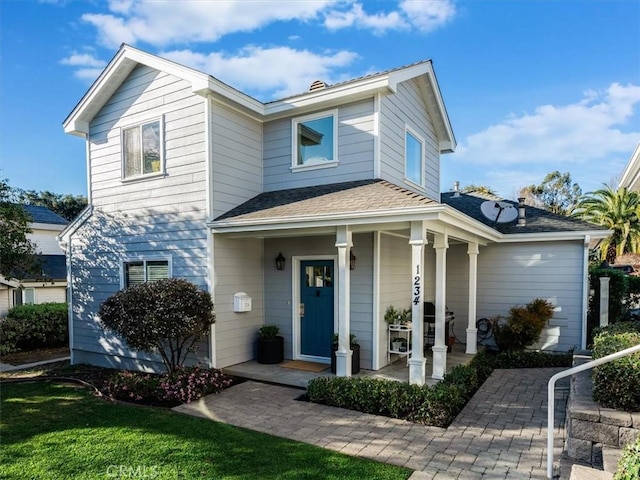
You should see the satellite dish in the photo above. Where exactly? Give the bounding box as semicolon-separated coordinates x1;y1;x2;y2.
480;200;518;224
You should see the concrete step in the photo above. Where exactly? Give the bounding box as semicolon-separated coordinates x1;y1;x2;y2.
569;464;613;480
602;445;622;473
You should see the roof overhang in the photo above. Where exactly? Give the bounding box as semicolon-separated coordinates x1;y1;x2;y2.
64;46;456;153
209;202;610;247
618;141;640;191
63;44;263;136
58;205;93;247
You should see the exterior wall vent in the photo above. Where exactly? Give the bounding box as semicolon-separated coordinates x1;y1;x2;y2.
309;80;328;92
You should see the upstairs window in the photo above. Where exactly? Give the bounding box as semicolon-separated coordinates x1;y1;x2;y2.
123;259;170;288
292;110;337;170
405;127;424;186
122;119;162;179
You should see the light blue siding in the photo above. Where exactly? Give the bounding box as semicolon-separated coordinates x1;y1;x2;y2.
263;100;375;192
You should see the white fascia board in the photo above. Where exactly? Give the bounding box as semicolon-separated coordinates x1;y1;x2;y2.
496;229;613;243
619;142;640;190
439;207;502;241
30;223;66;232
58;205;93;246
264;77;391;119
209;206;446;233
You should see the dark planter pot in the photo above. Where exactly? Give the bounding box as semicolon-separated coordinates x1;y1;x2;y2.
257;336;284;364
330;343;360;374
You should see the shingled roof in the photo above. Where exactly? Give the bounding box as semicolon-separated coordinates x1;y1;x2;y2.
441;191;606;234
22;205;68;225
215;179;440;222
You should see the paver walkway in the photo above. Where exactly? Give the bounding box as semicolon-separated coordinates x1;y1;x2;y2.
173;368;569;479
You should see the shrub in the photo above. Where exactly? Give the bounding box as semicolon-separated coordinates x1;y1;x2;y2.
492;298;554;351
0;302;68;355
592;321;640;411
614;436;640;480
307;350;571;427
98;279;215;373
158;365;232;404
104;370;161;404
104;366;232;406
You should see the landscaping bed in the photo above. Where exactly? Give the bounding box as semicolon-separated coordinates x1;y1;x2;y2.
308;349;573;428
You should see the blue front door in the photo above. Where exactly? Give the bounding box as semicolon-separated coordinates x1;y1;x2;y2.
300;260;334;358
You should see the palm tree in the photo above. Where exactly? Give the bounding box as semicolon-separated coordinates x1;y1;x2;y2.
573;186;640;262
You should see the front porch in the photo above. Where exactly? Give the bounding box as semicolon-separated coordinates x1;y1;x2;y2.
223;343;474;389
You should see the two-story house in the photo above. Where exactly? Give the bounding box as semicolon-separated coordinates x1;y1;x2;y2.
60;45;607;385
0;205;68;316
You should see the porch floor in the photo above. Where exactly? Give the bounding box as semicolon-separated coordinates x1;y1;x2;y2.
223;343;474;388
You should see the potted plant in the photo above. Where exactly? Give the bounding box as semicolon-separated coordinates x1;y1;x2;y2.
256;324;284;364
330;333;360;374
385;305;412;328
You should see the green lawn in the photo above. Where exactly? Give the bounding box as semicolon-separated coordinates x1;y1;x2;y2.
0;382;411;480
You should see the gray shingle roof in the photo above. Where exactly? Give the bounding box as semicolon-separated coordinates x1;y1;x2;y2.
441;192;607;234
215;179;440;222
22;205;68;225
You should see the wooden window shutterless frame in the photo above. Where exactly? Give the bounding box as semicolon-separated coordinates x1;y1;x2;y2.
122;119;163;180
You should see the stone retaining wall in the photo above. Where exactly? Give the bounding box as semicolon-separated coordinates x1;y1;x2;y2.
565;353;640;464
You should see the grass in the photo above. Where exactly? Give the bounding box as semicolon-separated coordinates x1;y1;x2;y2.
0;381;411;480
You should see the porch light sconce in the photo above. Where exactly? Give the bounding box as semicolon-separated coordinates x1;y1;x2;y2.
350;250;356;270
275;252;286;271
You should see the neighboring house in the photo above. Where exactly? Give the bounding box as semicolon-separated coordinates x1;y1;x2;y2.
60;44;608;384
0;205;69;317
618;141;640;191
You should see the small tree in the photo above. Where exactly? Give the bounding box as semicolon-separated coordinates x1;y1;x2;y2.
98;278;215;372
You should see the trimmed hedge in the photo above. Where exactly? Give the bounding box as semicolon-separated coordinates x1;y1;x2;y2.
614;436;640;480
592;321;640;412
0;303;68;355
307;350;571;427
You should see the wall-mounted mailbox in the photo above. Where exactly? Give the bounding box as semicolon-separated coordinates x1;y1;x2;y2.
233;292;252;312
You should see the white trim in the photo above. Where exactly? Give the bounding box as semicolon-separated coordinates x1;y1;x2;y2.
120;116;165;182
65;245;74;364
292;255;338;362
405;125;425;187
120;256;173;289
618;141;640;190
85;133;92;204
373;93;381;179
58;205;93;247
372;231;381;370
291;109;338;169
581;235;590;350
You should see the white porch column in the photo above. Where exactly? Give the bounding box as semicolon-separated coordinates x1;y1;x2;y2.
432;232;448;380
466;242;479;355
408;221;426;385
599;277;610;328
335;226;353;377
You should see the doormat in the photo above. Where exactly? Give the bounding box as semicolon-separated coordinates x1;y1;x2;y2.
280;360;328;373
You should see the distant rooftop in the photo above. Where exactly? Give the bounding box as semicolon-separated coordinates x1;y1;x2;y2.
22;205;68;225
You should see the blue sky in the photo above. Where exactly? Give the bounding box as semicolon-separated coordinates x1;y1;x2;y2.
1;0;638;199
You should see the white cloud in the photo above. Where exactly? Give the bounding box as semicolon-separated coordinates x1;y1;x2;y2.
60;52;107;81
82;0;337;48
162;46;358;99
399;0;456;32
324;0;456;34
455;83;640;166
324;3;407;34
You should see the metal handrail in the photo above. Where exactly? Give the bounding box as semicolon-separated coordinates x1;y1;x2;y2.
546;343;640;478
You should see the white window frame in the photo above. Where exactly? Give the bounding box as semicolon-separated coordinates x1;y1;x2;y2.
13;287;35;307
291;109;339;172
120;257;172;289
120;117;165;182
404;125;425;187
